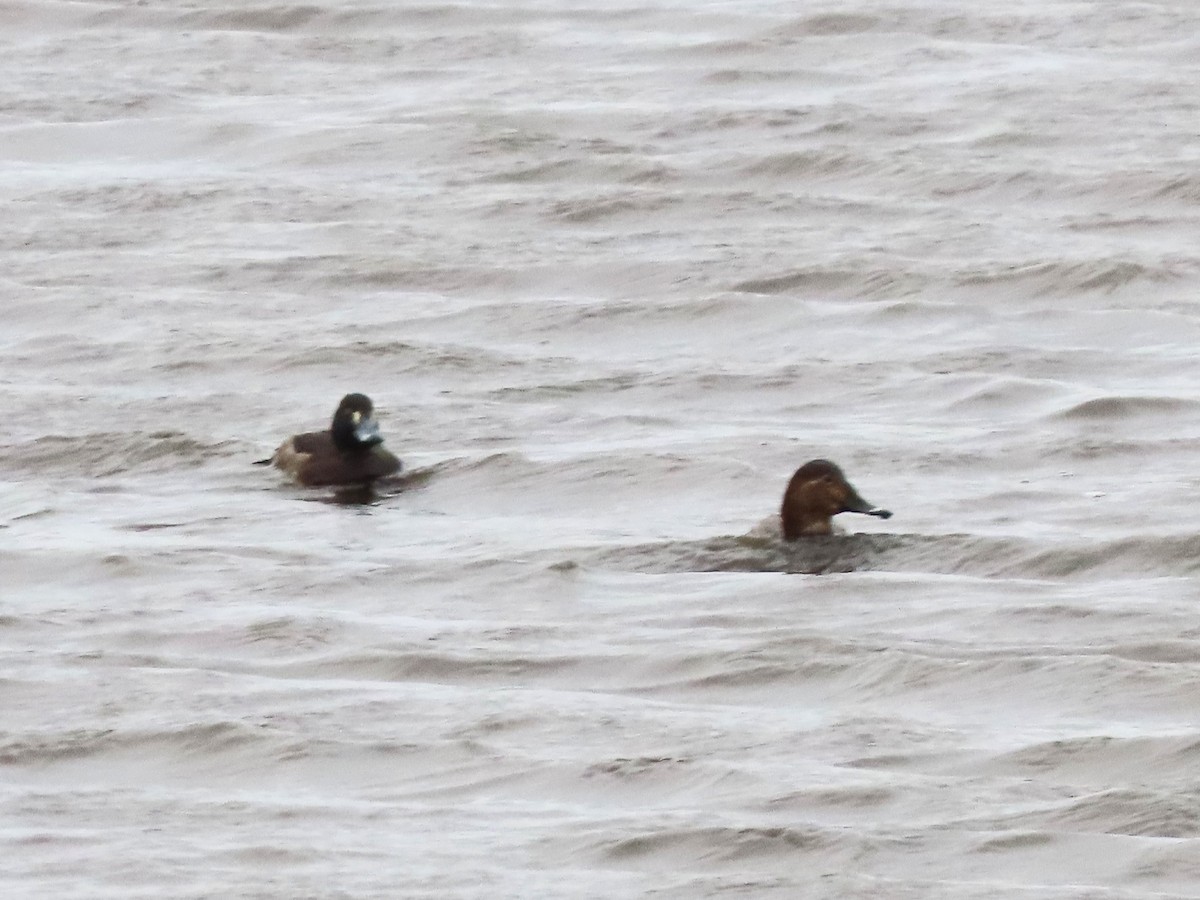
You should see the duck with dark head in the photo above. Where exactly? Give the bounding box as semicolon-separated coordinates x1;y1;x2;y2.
263;393;402;487
781;459;892;540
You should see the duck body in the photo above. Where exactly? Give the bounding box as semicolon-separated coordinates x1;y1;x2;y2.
268;393;401;487
781;459;891;540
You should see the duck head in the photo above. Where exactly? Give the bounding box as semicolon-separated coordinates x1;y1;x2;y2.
781;459;892;540
330;393;385;452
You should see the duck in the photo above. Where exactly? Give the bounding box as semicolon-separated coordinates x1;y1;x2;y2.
781;459;891;539
262;393;402;487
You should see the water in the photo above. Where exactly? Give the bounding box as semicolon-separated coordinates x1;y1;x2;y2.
4;1;1200;897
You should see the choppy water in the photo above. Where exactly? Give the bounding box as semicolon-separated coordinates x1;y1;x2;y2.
4;1;1200;897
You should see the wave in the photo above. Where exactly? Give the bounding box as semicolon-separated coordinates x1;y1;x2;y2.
0;721;268;767
598;823;841;866
481;157;677;187
732;265;928;300
579;529;1200;580
546;193;678;224
954;257;1182;296
0;431;237;478
1055;395;1200;421
961;786;1200;840
268;338;528;375
1154;174;1200;203
739;149;875;179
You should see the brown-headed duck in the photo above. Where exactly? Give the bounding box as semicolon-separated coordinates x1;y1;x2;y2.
781;459;892;539
264;393;401;487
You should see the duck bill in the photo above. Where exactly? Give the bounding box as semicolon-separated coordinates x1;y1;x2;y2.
353;417;384;447
842;488;893;520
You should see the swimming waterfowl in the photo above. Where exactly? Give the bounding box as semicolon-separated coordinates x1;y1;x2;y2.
781;459;892;539
263;393;401;487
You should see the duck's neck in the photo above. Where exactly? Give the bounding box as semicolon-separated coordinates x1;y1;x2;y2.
781;481;837;540
783;512;834;540
331;418;367;453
